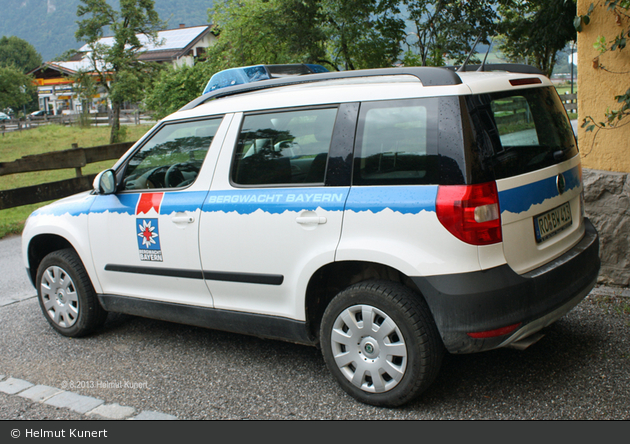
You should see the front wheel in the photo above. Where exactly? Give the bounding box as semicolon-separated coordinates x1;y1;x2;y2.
320;280;443;407
36;249;107;337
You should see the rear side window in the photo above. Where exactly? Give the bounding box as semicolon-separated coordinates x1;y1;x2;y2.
465;87;578;180
353;99;439;185
231;107;338;186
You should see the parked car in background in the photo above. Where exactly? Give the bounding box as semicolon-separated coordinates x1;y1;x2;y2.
0;112;10;121
28;110;52;118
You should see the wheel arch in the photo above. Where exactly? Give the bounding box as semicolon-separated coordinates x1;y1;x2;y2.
304;260;426;343
27;234;76;286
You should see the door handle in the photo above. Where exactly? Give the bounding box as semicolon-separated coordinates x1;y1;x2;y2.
172;215;195;224
296;216;327;225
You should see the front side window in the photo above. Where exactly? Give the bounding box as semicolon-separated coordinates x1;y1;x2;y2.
231;107;338;186
122;118;222;190
353;99;439;185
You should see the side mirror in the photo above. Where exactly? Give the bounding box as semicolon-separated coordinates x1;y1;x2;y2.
93;169;117;195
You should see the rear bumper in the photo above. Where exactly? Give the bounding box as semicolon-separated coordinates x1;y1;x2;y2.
412;218;600;353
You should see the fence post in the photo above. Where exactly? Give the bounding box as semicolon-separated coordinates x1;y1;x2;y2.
71;143;83;177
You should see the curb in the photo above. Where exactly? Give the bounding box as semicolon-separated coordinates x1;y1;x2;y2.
0;376;177;420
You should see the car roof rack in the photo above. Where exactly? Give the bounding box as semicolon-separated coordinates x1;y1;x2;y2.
180;66;463;111
445;63;544;75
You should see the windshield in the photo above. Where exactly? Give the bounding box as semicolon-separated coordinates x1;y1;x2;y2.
465;86;578;180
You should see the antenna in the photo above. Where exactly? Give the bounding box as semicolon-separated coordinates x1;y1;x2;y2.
457;34;483;73
477;38;494;72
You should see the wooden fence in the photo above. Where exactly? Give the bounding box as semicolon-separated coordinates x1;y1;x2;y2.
560;93;577;113
490;93;578;128
0;141;136;210
0;110;154;134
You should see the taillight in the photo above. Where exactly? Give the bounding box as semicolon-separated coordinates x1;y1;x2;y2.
436;182;502;246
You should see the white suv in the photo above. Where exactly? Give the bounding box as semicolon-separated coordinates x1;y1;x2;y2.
22;65;600;407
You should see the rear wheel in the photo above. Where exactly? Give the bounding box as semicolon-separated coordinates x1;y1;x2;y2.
320;280;443;407
36;249;107;337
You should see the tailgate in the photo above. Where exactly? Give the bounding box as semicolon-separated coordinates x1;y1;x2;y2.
497;157;584;274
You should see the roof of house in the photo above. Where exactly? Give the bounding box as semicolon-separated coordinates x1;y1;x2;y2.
30;25;213;77
78;25;212;57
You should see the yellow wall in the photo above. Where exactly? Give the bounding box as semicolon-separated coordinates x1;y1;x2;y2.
577;0;630;172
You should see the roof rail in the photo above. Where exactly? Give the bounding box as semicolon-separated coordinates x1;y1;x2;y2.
179;67;463;111
446;63;544;75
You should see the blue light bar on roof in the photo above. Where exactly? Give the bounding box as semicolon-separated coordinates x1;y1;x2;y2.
202;64;329;95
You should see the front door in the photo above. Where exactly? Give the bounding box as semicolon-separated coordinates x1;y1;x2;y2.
88;115;230;307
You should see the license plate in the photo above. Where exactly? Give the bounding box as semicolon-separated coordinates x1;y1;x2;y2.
534;202;572;243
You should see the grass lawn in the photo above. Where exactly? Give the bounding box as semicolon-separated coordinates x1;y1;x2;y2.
555;83;577;96
0;124;152;239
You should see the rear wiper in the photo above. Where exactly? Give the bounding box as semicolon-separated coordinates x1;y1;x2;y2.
553;150;565;161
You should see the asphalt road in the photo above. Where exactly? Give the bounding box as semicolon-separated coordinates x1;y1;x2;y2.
1;235;629;420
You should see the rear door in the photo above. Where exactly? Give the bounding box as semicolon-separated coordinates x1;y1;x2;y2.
198;105;350;320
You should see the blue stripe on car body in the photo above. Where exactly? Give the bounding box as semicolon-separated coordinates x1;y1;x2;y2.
202;188;349;215
498;166;581;215
344;186;437;214
31;193;95;217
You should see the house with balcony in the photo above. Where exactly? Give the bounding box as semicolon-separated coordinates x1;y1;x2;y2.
28;24;216;115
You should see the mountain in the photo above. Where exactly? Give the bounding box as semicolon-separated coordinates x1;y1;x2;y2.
0;0;214;63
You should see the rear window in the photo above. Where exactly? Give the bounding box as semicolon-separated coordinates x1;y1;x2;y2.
465;87;578;180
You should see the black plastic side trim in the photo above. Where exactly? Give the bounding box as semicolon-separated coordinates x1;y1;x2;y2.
25;267;34;287
204;271;284;286
180;67;463;111
104;264;284;285
98;294;315;345
105;264;203;279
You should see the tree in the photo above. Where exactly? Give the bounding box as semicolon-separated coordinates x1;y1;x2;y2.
320;0;406;70
0;36;42;74
403;1;499;67
0;65;36;113
205;0;405;72
497;0;577;77
75;0;164;143
205;0;301;72
144;62;214;120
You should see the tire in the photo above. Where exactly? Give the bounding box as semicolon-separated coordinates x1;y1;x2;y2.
36;249;107;337
320;280;443;407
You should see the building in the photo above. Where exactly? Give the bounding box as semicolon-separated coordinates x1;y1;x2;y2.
28;25;216;115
